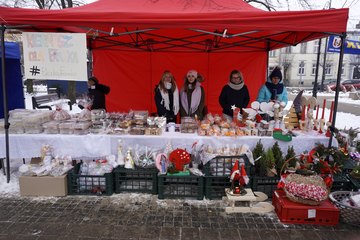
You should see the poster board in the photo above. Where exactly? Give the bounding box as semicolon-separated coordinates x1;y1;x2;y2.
22;32;87;81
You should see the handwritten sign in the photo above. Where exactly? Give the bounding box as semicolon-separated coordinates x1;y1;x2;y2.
22;32;87;81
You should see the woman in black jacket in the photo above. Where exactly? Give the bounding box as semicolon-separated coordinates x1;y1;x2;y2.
154;71;179;122
219;70;250;120
88;76;110;110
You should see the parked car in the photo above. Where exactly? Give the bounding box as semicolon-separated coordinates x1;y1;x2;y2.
329;79;360;91
315;79;338;91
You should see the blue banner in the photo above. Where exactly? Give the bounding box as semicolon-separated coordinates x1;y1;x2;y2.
327;35;360;55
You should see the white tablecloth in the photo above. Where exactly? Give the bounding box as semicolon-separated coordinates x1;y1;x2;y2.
1;131;337;160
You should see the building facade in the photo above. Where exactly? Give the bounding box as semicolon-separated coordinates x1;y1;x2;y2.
268;31;360;88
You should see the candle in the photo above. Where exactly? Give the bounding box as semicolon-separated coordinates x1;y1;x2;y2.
301;105;306;121
321;99;326;120
329;101;334;122
315;105;319;120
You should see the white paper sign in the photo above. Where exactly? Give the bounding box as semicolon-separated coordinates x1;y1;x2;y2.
22;32;87;81
308;209;316;218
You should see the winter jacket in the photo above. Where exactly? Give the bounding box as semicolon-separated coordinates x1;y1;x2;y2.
256;79;288;104
180;86;205;120
219;85;250;117
88;83;110;110
154;87;177;122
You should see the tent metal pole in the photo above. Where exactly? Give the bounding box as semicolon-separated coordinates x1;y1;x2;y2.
312;38;322;98
328;33;346;149
0;24;11;182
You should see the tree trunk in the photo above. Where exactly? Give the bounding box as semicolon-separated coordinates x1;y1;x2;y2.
24;79;34;94
68;81;76;104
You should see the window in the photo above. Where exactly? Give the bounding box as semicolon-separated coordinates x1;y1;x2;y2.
284;47;292;54
298;62;305;75
313;40;320;53
312;63;317;75
300;43;307;54
269;51;276;57
325;63;332;75
341;65;345;75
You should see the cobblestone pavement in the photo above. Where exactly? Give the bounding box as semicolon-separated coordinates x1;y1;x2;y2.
0;194;359;240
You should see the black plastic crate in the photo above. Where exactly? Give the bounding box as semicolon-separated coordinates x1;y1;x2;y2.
251;176;280;198
331;174;352;191
348;174;360;191
204;176;231;200
343;159;357;174
67;163;114;196
158;174;204;200
203;155;253;177
204;176;252;200
114;166;158;194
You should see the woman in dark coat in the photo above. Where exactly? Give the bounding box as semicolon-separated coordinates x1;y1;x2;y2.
87;76;110;110
154;71;179;123
180;70;205;120
219;69;250;119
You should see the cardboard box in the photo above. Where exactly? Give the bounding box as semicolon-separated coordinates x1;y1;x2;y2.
19;175;67;197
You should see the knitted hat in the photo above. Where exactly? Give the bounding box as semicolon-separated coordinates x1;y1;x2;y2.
187;70;198;79
88;76;99;84
269;67;282;81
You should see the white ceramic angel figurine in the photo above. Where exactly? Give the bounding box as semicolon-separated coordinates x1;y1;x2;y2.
117;140;125;166
124;148;135;169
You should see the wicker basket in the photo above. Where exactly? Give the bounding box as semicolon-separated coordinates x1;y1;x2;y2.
329;191;360;226
284;174;328;206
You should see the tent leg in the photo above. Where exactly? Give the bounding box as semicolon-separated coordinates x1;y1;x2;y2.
0;158;5;175
1;24;11;182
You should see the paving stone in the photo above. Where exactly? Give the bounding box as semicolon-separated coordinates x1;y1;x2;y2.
257;230;280;240
277;229;321;240
239;229;261;240
199;228;220;240
160;227;180;240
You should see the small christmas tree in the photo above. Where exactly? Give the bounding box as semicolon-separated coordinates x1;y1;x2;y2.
265;148;277;177
253;140;265;176
272;142;284;175
284;146;297;169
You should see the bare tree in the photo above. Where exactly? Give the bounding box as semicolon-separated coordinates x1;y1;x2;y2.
0;0;85;8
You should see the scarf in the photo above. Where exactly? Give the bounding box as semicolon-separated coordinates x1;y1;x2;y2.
159;86;179;115
180;82;202;115
265;81;284;101
228;81;244;90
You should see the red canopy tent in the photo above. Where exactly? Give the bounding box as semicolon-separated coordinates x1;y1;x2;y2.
0;0;348;113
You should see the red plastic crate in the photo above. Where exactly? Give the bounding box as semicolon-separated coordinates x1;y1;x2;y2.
272;190;339;226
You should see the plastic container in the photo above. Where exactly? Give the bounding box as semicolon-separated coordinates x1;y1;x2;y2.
42;121;59;134
203;155;253;176
273;190;339;226
113;166;158;194
67;163;114;196
59;121;75;134
204;176;231;200
251;176;280;198
158;174;204;200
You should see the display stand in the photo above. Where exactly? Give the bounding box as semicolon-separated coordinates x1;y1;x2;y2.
225;188;274;213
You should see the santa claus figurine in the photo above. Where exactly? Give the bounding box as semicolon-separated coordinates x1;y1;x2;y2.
230;160;249;195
